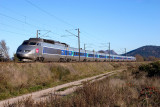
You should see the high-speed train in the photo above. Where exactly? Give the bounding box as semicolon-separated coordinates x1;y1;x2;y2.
16;38;136;62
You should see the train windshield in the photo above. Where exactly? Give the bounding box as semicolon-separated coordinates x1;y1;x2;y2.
22;41;37;45
29;42;37;45
22;41;29;45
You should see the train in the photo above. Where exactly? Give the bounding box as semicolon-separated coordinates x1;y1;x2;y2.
16;38;136;62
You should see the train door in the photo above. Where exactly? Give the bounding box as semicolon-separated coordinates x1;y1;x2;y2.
66;47;72;62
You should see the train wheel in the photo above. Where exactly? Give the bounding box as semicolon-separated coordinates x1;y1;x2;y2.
35;57;39;62
67;58;71;62
59;58;65;62
40;57;44;62
83;59;87;62
35;57;44;62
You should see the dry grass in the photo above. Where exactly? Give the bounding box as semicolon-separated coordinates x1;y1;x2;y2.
5;62;160;107
0;62;143;100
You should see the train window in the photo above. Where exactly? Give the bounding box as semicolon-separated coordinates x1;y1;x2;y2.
43;47;61;54
99;55;106;58
88;54;94;57
29;42;37;45
37;43;41;46
74;52;77;55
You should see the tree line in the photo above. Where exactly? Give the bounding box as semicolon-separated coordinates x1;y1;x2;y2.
0;40;10;61
135;54;160;62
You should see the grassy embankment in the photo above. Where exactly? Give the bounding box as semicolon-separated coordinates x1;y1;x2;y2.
0;62;144;100
6;61;160;107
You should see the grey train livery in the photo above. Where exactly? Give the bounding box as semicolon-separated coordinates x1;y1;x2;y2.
16;38;136;62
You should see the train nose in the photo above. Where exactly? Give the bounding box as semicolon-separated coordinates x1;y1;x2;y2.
16;53;26;59
16;49;33;59
16;51;31;58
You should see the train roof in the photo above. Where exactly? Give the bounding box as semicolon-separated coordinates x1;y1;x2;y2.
28;38;69;47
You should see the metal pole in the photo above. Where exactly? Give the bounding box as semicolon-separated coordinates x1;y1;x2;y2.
109;42;110;62
78;28;80;62
84;44;86;61
125;48;126;57
93;49;95;61
125;48;127;60
37;30;39;38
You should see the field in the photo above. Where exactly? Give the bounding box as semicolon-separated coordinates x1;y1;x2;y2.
0;62;145;101
1;61;160;107
3;61;159;107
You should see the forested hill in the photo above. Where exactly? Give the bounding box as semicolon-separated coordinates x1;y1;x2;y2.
125;46;160;58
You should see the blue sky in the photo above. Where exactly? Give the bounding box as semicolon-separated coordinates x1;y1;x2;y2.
0;0;160;57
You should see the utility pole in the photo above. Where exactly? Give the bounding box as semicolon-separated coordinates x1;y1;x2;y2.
108;42;110;62
84;44;86;61
36;30;40;38
77;28;80;62
93;49;95;61
125;48;127;58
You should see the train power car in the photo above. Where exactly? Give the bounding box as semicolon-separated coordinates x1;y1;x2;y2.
16;38;136;62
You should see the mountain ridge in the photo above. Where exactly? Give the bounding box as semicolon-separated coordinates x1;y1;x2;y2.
124;45;160;58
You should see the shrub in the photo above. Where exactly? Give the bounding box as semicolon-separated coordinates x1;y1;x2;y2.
50;65;70;80
139;61;160;77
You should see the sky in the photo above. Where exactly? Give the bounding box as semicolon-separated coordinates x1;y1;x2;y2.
0;0;160;57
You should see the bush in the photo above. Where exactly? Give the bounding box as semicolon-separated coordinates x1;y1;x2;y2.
139;61;160;77
50;66;70;80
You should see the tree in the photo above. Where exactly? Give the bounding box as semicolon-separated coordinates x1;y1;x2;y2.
135;54;144;62
148;56;156;61
0;40;9;60
13;53;19;62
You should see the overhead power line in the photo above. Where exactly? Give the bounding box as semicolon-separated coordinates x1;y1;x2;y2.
24;0;104;50
24;0;99;47
0;5;26;18
25;0;76;28
0;5;63;31
0;13;25;23
0;1;108;52
0;22;31;32
0;28;28;35
0;13;43;29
